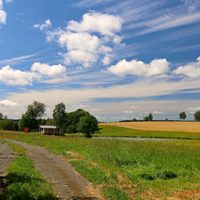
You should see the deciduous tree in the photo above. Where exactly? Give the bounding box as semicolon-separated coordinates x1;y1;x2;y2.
53;102;66;134
77;114;99;138
194;111;200;121
179;112;187;121
148;113;153;121
0;112;3;120
18;101;46;131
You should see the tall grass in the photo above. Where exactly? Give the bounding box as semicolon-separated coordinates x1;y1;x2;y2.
1;131;200;199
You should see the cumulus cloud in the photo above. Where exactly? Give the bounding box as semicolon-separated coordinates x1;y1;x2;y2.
153;111;163;114
61;50;98;67
0;65;40;86
58;32;99;51
186;106;200;112
38;12;123;67
0;9;6;23
67;12;123;35
0;0;6;24
131;106;138;108
124;111;133;113
31;62;66;78
173;56;200;78
0;100;19;107
108;58;169;77
34;19;52;31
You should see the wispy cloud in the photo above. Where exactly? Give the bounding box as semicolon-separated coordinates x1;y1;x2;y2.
0;53;38;65
106;0;200;37
71;0;113;8
139;12;200;35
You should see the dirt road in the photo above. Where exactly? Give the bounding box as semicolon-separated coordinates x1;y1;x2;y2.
1;140;101;200
0;142;16;194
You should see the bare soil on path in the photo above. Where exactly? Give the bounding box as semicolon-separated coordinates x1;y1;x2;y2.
0;142;17;194
100;121;200;132
3;140;102;200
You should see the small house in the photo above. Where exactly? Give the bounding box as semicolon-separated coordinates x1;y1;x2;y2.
39;125;59;135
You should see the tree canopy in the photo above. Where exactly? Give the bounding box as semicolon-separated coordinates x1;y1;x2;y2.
77;114;99;138
0;112;3;120
179;112;187;120
18;101;46;131
65;109;90;133
26;101;46;120
194;111;200;121
0;119;18;131
148;113;153;121
53;102;66;134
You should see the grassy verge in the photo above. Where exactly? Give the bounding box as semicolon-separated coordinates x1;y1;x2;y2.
1;131;200;199
0;139;58;200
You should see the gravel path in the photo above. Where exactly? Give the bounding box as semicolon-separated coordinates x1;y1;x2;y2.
5;139;101;200
0;141;17;194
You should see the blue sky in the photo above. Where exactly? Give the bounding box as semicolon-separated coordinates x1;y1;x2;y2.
0;0;200;121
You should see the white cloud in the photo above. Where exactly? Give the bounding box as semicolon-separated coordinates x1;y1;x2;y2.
0;53;38;65
131;106;138;108
67;12;123;36
58;32;100;51
72;0;113;8
34;19;52;31
5;0;13;2
60;50;98;68
0;0;6;24
92;109;103;112
39;12;123;67
95;116;106;120
0;100;19;107
0;65;40;86
124;110;133;113
76;66;83;70
0;10;6;23
153;111;163;114
8;77;200;107
31;62;66;78
108;58;169;77
39;77;69;84
141;13;200;35
173;56;200;78
102;55;112;66
186;106;200;112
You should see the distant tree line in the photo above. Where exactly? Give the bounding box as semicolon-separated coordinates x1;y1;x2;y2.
0;112;18;131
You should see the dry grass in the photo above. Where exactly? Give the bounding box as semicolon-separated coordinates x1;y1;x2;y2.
99;121;200;132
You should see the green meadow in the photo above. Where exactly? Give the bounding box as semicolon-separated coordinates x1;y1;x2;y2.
1;127;200;199
96;125;200;139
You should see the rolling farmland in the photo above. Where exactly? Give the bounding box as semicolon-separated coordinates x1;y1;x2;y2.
99;121;200;133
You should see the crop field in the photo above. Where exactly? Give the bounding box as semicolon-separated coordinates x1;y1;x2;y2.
99;121;200;132
1;130;200;199
97;124;200;139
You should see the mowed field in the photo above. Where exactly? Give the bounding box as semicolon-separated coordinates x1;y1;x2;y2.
99;121;200;133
